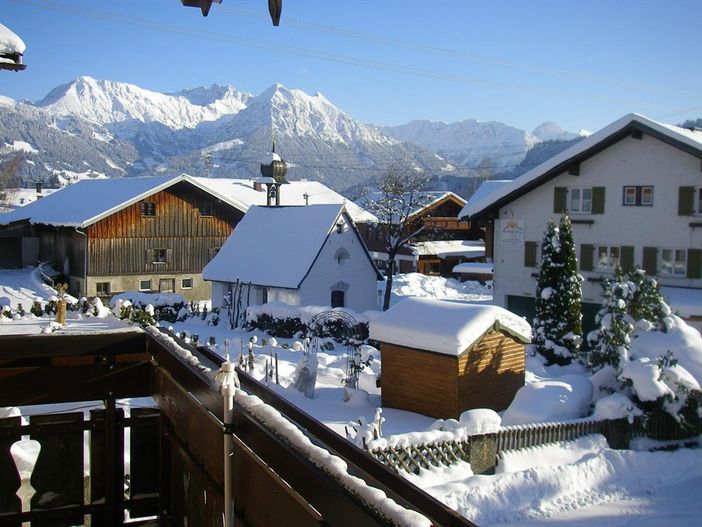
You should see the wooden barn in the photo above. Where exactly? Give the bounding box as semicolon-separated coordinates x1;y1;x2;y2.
369;297;531;419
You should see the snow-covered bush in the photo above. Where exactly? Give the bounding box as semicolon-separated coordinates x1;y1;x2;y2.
246;312;306;338
30;300;43;317
109;291;187;323
346;408;385;448
584;268;699;423
502;374;594;425
532;216;583;365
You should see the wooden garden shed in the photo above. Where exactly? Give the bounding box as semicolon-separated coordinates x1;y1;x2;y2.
369;297;531;419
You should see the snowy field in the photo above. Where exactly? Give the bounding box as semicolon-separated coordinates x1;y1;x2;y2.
1;268;701;525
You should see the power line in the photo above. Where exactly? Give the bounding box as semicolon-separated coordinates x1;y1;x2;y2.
9;0;687;109
217;4;701;101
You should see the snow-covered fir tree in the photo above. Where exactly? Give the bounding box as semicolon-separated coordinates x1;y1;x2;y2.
532;215;583;365
587;267;636;369
588;268;671;370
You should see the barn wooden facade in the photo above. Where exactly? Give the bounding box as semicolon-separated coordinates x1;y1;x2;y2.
369;298;531;420
0;176;244;300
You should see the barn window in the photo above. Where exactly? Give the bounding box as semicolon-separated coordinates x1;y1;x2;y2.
140;201;156;216
331;290;345;308
198;202;214;216
335;248;350;265
153;248;167;264
181;278;193;289
139;279;151;291
96;282;111;296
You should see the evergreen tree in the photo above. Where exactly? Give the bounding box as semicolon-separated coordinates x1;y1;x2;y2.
588;267;671;370
588;267;635;369
532;215;583;365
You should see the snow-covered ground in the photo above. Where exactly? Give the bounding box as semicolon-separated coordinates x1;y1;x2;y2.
1;269;700;525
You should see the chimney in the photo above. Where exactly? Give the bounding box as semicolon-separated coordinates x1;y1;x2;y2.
36;182;42;194
253;181;263;192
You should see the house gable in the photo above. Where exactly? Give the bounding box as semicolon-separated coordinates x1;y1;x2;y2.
463;114;702;222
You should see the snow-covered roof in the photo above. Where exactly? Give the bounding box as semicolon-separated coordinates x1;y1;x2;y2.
203;204;351;289
408;191;465;218
460;180;511;218
357;190;464;222
412;240;485;259
190;177;376;223
0;24;26;55
452;262;493;275
461;113;702;220
0;174;375;228
0;175;180;227
0;188;59;213
369;297;531;356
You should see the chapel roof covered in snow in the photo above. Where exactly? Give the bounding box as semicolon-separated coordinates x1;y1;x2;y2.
202;204;380;289
0;174;374;227
460;113;702;221
369;297;531;356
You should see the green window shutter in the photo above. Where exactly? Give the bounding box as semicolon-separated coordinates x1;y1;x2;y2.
554;187;567;213
678;186;695;216
524;241;537;268
580;244;594;271
620;246;634;271
591;187;606;214
642;247;658;275
687;249;702;279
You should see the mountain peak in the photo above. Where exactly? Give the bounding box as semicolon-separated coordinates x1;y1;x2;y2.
532;121;582;142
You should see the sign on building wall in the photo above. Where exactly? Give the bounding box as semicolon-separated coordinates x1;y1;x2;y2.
500;219;524;245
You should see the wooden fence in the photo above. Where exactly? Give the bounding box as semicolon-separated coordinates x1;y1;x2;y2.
370;408;702;475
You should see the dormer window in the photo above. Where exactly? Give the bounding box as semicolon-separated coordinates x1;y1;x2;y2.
141;201;156;217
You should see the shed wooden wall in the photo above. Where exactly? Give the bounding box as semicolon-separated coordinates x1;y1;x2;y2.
380;329;525;419
380;343;458;418
85;182;243;276
457;330;525;413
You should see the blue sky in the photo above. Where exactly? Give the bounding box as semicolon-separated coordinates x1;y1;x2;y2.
2;0;700;132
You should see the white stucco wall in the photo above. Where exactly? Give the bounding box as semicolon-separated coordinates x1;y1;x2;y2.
297;213;379;312
210;213;378;312
493;134;702;308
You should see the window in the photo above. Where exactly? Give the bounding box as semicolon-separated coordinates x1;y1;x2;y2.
660;248;686;276
198;202;214;216
623;186;654;206
335;248;350;265
596;246;620;270
153;248;167;264
570;187;592;213
336;222;344;234
697;188;702;214
181;278;193;289
96;282;111;296
139;279;151;291
140;201;156;216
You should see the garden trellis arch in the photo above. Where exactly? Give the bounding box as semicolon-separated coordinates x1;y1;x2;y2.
307;310;366;389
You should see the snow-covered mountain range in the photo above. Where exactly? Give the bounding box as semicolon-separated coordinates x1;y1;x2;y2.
380;119;588;174
0;76;584;193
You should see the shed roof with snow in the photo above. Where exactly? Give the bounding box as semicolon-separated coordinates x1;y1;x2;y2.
369;297;531;356
202;204;381;289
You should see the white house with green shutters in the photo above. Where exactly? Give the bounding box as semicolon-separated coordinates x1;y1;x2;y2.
459;113;702;332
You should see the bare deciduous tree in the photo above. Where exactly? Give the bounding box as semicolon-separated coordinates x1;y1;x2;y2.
364;167;431;310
